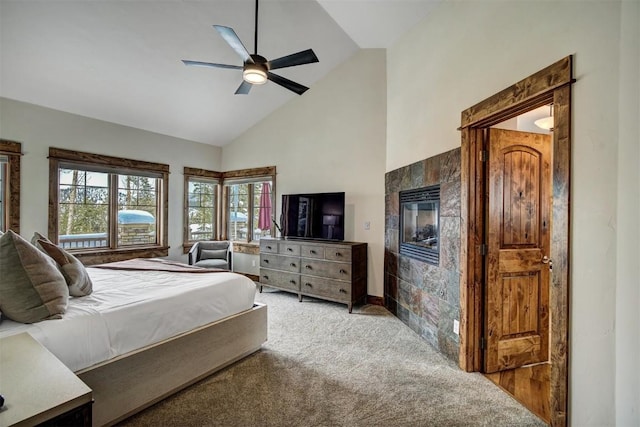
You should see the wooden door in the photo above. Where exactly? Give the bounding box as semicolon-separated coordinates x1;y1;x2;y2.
485;128;552;373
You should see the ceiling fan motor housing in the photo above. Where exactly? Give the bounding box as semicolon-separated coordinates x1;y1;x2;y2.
243;54;269;84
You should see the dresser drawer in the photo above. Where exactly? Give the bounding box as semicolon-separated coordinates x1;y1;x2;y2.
260;269;300;292
260;240;278;253
300;275;350;301
279;242;301;256
301;259;351;280
260;254;301;273
301;245;324;258
324;246;352;262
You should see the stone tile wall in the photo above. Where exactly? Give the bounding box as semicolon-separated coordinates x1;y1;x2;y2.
384;147;461;361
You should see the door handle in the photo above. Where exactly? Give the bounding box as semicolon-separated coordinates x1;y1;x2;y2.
542;255;553;270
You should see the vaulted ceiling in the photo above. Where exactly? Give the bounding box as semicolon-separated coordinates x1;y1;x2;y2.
0;1;440;146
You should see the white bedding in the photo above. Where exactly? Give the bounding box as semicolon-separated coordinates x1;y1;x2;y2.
0;267;256;372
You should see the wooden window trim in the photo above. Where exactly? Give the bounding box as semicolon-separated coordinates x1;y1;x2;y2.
459;55;573;426
182;167;223;254
221;166;275;180
48;147;169;264
0;140;22;234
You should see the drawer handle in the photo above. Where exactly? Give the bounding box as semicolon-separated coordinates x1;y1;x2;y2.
339;269;347;274
305;265;313;270
335;252;342;257
262;275;269;280
264;259;269;264
305;283;312;288
290;280;296;284
266;245;272;250
287;247;293;252
290;263;296;267
310;250;317;254
339;288;347;293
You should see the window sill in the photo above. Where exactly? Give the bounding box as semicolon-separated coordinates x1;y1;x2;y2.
73;246;169;266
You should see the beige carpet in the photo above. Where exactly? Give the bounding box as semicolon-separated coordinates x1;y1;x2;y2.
118;289;546;427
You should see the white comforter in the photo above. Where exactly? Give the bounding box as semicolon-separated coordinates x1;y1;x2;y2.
0;267;256;372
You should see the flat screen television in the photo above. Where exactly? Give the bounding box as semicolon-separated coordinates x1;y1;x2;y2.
280;192;345;241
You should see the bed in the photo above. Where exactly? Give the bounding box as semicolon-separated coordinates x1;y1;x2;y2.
0;258;267;426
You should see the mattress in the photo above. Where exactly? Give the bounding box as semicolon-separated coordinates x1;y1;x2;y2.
0;267;257;372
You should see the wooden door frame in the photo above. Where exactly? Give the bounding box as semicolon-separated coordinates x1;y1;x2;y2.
459;56;573;426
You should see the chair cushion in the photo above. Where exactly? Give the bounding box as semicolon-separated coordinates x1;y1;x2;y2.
200;249;228;260
197;241;230;251
195;258;229;270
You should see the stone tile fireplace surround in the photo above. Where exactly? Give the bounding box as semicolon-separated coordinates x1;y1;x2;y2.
384;148;461;361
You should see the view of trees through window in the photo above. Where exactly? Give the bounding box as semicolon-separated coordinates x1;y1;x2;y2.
187;178;216;241
58;167;158;248
59;169;109;247
227;181;272;242
227;183;248;241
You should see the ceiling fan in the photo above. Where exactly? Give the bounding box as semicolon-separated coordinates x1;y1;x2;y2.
182;0;319;95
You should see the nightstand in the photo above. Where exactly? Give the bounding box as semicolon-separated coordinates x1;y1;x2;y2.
0;333;93;426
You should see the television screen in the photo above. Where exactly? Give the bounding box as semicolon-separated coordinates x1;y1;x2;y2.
281;192;345;241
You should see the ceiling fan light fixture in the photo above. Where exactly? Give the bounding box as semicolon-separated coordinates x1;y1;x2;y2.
534;116;554;130
243;64;267;85
534;103;554;131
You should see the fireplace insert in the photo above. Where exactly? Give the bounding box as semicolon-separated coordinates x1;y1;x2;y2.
399;185;440;265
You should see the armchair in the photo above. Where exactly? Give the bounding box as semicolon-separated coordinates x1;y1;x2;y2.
188;240;232;270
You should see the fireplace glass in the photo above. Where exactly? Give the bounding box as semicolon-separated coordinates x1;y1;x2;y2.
399;185;439;264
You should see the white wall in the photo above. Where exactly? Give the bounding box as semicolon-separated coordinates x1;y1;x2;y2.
616;0;640;424
0;97;222;261
222;49;387;297
386;1;638;425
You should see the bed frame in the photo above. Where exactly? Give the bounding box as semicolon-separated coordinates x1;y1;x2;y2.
76;302;267;426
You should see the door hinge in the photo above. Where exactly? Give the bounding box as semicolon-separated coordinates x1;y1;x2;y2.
479;150;488;162
480;244;487;256
480;337;486;350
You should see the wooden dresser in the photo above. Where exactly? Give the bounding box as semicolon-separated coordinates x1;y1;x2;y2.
259;238;367;312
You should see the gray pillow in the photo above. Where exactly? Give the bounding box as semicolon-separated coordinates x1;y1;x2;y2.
0;230;69;323
37;239;93;297
200;249;228;260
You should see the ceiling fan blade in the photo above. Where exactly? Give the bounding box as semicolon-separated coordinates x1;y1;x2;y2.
182;60;242;70
268;49;319;71
213;25;253;64
267;72;309;95
235;81;252;95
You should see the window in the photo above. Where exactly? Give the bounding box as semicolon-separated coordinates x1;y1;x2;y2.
58;168;110;248
182;166;275;249
49;148;169;263
183;167;221;250
0;140;21;234
223;167;275;243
